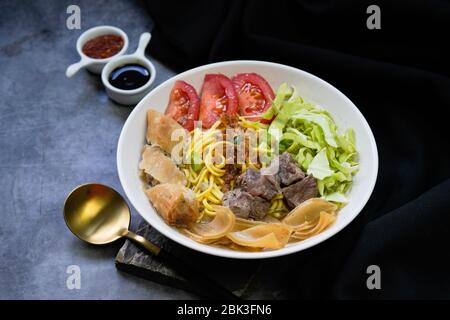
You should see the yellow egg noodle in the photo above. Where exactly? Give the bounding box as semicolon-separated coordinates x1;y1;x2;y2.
183;120;272;219
182;121;221;219
268;193;289;218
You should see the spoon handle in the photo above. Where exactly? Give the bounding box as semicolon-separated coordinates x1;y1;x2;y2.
125;230;161;255
125;231;239;300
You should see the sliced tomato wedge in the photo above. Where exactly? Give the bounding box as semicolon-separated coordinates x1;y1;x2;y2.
232;73;275;123
165;80;200;131
199;74;238;128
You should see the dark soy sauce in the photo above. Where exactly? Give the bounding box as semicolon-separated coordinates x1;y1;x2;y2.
109;64;150;90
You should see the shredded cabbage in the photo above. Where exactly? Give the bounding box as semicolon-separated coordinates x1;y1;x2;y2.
307;148;334;180
261;83;359;205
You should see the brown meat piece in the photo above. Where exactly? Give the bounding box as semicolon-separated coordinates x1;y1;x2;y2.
250;196;271;220
277;152;305;185
222;189;253;218
282;175;318;209
237;168;281;200
222;188;271;220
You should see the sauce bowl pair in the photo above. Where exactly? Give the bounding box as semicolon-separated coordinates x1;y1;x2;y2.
66;26;156;105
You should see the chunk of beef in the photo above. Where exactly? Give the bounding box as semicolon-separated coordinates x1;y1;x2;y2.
282;175;318;209
263;152;305;186
237;168;281;200
222;189;253;218
250;196;271;220
222;188;271;220
277;152;305;185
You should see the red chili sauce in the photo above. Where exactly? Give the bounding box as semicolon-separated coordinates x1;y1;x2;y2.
82;34;124;59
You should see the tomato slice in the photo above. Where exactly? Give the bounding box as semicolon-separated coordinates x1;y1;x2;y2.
199;74;238;128
165;80;200;131
232;73;275;123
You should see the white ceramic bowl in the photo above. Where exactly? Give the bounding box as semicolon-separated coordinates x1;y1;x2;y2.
117;60;378;259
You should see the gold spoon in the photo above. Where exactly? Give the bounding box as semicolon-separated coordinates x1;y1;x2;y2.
64;183;238;300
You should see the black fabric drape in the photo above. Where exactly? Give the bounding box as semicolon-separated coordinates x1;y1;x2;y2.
144;0;450;299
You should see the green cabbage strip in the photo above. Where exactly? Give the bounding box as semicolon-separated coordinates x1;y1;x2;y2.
265;83;359;204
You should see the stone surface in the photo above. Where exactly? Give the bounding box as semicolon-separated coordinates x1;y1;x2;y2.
0;0;194;299
0;0;297;300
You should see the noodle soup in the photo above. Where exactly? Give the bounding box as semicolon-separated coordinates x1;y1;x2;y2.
138;73;358;252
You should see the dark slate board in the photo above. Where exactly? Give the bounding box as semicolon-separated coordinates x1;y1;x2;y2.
115;219;267;299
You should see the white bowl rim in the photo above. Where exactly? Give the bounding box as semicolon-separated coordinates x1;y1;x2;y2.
117;60;378;259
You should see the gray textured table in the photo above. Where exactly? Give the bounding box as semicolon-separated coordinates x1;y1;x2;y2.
0;0;196;299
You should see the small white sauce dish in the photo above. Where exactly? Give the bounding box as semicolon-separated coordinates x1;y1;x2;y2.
66;25;129;78
101;32;156;106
